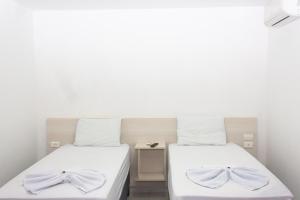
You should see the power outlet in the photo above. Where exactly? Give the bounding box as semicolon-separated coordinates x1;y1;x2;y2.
50;141;61;148
243;133;254;140
243;141;254;149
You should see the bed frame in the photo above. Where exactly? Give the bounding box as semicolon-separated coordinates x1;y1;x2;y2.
47;117;257;196
120;173;130;200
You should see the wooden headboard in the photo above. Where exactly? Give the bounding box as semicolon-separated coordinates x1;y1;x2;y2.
47;117;257;155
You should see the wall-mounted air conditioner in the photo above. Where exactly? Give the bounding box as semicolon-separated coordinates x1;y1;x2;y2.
265;0;300;27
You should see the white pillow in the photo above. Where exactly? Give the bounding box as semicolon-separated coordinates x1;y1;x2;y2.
177;116;227;145
74;118;121;146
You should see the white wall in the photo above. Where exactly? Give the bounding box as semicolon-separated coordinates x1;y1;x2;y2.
0;0;36;186
267;20;300;200
2;2;299;196
33;7;269;159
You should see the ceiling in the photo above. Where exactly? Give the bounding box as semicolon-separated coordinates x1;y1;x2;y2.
15;0;268;10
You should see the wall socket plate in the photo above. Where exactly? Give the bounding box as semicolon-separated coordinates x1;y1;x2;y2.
243;133;254;140
243;141;254;149
50;141;61;148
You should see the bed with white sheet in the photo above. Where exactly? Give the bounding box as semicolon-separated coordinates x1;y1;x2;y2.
0;144;130;200
168;143;293;200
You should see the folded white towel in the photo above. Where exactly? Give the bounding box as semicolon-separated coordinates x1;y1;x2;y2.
23;169;106;194
186;167;269;190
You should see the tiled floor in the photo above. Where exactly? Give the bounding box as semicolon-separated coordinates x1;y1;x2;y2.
128;192;169;200
129;197;168;200
129;198;168;200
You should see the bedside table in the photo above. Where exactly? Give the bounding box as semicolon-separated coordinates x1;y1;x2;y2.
135;141;166;181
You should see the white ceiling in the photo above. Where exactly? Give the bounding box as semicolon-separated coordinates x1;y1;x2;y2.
15;0;268;10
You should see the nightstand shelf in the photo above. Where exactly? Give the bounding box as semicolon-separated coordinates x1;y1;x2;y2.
136;173;165;182
135;141;166;182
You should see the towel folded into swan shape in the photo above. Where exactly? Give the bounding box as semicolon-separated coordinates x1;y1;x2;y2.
186;167;269;190
23;169;106;194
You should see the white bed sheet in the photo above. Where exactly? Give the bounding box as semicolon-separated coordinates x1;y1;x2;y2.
168;143;293;200
0;144;130;200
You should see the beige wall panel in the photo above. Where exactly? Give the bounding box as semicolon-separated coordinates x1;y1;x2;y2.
47;118;78;153
225;118;257;156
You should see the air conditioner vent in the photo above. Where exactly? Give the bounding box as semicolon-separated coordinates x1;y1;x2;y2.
265;0;299;27
272;15;291;26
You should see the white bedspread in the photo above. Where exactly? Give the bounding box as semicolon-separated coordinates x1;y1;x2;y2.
0;144;129;200
168;143;293;200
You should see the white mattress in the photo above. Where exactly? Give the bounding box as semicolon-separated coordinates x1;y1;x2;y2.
168;143;293;200
0;144;130;200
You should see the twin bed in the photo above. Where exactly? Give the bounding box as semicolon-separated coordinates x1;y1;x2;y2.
0;145;130;200
168;144;292;200
0;117;293;200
